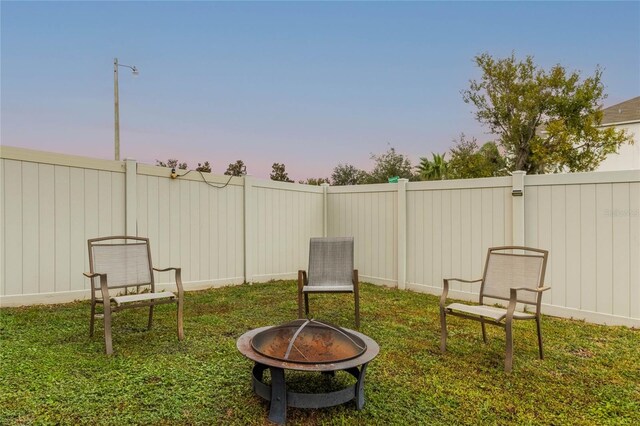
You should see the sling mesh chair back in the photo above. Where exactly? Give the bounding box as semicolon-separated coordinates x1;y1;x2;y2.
440;246;549;372
298;237;360;328
84;236;184;354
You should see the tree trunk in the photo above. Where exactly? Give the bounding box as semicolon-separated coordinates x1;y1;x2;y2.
514;136;533;172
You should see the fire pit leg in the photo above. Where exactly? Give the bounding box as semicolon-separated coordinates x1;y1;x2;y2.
252;363;268;383
355;363;368;410
345;363;368;409
268;367;287;425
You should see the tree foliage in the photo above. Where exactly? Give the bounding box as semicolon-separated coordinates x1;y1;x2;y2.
463;53;632;173
156;159;211;172
447;134;507;179
270;163;293;182
417;153;448;181
331;164;369;186
225;160;247;176
299;177;330;186
195;162;212;173
368;146;414;183
156;159;187;170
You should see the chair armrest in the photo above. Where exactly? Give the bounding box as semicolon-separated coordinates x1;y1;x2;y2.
153;267;184;297
83;272;105;279
444;278;483;284
440;278;482;309
84;273;110;301
511;286;550;293
153;267;179;272
298;270;308;290
507;286;551;319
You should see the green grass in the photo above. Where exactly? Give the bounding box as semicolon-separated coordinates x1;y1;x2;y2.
1;281;638;425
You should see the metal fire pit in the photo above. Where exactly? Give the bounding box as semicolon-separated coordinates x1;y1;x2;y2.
237;320;380;425
251;319;367;364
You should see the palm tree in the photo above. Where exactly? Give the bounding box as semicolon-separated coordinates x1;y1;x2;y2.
418;153;448;180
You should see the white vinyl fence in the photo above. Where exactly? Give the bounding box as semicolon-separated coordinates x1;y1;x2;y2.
523;173;639;325
246;178;324;282
2;146;639;327
405;178;514;296
326;184;398;287
0;147;326;306
1;149;126;302
136;164;246;289
326;173;640;327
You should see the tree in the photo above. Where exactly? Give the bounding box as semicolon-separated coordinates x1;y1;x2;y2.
225;160;247;176
299;177;330;186
368;146;414;183
156;159;187;170
195;161;212;173
463;52;632;173
270;163;293;182
446;134;507;179
331;164;369;186
156;159;211;172
417;153;448;181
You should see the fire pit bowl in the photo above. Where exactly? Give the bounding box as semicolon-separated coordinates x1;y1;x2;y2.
251;319;367;364
237;321;379;425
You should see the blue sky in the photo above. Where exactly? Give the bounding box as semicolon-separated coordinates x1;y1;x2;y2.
2;1;639;180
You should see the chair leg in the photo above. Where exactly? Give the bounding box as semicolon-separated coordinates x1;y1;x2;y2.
354;292;360;330
297;271;304;319
103;304;113;355
177;299;184;341
481;321;487;343
536;317;544;360
440;308;447;353
304;293;310;317
147;305;154;330
89;301;96;337
505;319;513;373
297;288;303;319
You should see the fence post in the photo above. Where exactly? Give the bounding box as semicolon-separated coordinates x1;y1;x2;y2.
398;178;409;290
511;171;526;246
125;159;137;236
244;175;256;283
321;183;329;237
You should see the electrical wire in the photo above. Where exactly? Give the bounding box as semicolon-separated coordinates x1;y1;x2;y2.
174;169;235;189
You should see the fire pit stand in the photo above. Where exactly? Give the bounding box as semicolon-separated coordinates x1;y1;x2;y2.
237;325;379;424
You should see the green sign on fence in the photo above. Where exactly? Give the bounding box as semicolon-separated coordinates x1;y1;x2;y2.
388;176;399;183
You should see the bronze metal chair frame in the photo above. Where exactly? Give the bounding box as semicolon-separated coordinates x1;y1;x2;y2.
440;246;549;372
84;236;184;355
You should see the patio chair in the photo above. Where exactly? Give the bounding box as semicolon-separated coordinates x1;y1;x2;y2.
298;237;360;329
83;236;184;355
440;246;549;372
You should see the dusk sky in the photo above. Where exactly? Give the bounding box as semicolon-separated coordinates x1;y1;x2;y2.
2;1;639;180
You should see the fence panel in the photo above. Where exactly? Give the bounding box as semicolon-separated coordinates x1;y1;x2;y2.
327;185;398;286
405;178;513;296
1;148;125;303
524;172;640;325
250;180;324;282
136;165;246;289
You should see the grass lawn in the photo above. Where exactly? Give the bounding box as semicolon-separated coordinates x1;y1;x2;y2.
1;281;638;425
